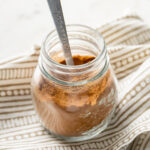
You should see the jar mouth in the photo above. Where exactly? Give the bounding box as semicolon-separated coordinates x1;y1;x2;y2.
41;24;106;70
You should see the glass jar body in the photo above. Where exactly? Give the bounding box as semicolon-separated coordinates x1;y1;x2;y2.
31;25;118;141
32;66;117;141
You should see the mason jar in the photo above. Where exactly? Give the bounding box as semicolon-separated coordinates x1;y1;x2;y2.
31;25;118;141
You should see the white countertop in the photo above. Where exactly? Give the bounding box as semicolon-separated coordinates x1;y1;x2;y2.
1;0;150;61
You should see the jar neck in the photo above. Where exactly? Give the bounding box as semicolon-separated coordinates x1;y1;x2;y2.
39;25;109;85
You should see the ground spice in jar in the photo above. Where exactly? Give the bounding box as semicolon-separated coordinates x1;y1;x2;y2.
32;55;116;137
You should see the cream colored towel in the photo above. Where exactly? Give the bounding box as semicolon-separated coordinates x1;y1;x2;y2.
0;14;150;150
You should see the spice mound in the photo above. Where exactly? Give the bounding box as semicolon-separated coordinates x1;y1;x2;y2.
32;55;116;137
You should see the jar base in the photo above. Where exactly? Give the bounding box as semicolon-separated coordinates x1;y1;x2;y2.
43;107;115;142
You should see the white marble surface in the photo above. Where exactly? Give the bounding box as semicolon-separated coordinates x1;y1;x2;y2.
0;0;150;61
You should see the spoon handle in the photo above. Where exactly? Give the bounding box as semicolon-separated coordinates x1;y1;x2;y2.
47;0;74;65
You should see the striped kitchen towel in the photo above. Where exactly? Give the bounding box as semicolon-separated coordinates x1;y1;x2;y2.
0;14;150;150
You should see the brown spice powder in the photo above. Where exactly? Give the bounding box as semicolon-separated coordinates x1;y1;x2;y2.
32;55;116;136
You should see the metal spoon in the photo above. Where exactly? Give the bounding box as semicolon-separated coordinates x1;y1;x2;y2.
47;0;74;65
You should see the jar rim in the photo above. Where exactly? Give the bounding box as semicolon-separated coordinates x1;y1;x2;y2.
41;24;106;70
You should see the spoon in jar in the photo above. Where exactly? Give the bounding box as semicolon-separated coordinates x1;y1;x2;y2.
47;0;74;65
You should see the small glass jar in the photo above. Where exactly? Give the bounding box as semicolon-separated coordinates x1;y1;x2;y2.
31;25;118;141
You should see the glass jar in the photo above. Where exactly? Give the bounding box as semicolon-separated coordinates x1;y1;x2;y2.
31;25;118;141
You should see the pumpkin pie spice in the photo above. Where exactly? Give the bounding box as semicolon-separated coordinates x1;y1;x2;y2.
31;55;116;136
